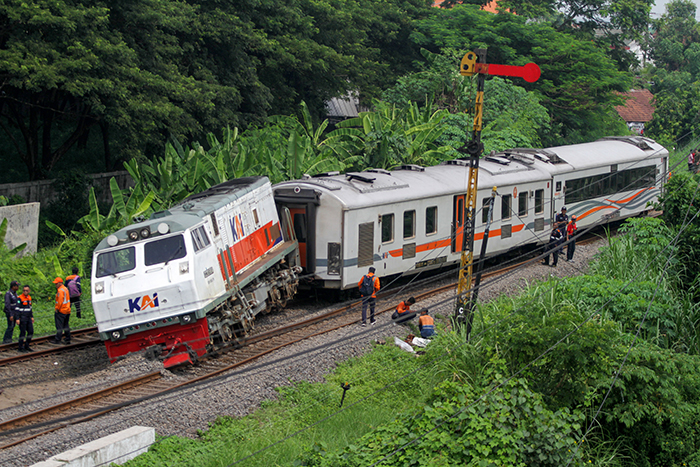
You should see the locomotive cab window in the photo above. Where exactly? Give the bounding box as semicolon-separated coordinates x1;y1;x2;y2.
501;194;512;220
425;206;437;235
518;192;528;217
381;214;394;243
96;247;136;278
191;226;211;253
535;189;544;214
403;210;415;239
145;235;187;266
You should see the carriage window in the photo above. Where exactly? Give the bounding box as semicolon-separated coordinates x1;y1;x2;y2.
425;206;437;235
518;192;528;217
210;214;219;236
482;198;490;224
565;166;656;204
535;189;544;214
293;214;307;242
501;195;512;220
96;247;135;278
556;181;562;192
145;235;186;266
403;210;415;239
191;226;211;253
381;214;394;243
252;208;260;226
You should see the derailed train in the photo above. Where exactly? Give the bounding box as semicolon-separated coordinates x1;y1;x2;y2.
91;177;301;367
92;136;668;366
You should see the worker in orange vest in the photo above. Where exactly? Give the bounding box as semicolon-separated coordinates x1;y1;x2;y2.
392;297;417;323
418;309;436;338
51;277;71;345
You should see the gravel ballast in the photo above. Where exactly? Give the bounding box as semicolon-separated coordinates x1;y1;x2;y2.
0;238;605;467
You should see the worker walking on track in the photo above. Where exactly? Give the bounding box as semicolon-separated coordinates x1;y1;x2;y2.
51;277;71;345
16;285;34;352
358;267;380;326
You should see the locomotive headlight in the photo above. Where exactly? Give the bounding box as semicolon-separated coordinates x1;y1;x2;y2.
111;331;121;340
107;235;119;247
179;261;189;275
183;314;192;323
128;230;139;241
95;281;105;294
140;227;151;239
157;222;169;235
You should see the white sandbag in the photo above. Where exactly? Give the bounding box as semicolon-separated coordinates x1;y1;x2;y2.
411;337;431;348
394;336;415;353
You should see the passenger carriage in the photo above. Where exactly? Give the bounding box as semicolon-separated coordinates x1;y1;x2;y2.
273;137;668;291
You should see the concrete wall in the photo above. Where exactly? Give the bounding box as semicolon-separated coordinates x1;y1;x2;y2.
0;202;40;256
0;171;133;205
31;426;155;467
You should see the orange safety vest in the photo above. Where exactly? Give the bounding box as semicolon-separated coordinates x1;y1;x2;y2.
55;285;71;314
396;301;412;315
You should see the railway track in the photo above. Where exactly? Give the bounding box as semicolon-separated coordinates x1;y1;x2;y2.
0;233;605;450
0;327;100;367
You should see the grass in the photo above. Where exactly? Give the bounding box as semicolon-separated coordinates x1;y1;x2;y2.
123;339;440;467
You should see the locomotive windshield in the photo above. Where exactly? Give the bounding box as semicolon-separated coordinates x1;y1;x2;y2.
145;235;187;266
96;247;136;278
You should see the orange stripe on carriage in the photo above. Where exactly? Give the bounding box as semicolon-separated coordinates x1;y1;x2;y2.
605;187;653;204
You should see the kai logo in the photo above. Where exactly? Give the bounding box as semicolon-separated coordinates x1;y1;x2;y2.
127;293;159;314
229;214;246;242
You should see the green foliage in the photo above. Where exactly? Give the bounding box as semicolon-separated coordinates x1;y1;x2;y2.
598;342;700;467
39;171;91;248
303;374;586;467
78;178;154;234
0;0;433;180
336;101;450;169
411;4;631;145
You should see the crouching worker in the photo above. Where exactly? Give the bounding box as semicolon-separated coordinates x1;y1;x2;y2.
418;309;436;338
392;297;417;323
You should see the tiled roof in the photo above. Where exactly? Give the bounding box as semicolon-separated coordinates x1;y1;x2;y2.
615;89;655;123
432;1;503;13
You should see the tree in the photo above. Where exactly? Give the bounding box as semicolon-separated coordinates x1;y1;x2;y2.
0;0;434;180
411;5;630;145
643;0;700;146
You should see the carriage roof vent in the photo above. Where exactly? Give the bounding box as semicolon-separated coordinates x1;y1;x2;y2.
346;173;376;183
598;136;652;150
394;164;425;172
504;151;535;165
365;168;391;175
441;159;469;167
485;155;511;165
312;171;340;177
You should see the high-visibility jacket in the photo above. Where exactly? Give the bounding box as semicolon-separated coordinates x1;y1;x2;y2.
55;285;71;314
419;314;435;337
357;273;380;298
396;301;412;315
16;293;32;319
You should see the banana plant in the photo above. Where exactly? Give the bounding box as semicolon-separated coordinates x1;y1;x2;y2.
78;177;155;234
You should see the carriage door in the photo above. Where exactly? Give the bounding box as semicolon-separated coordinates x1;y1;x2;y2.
452;195;465;253
289;208;308;268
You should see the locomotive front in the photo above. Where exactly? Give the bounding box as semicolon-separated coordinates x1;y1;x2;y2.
92;214;211;364
92;176;301;367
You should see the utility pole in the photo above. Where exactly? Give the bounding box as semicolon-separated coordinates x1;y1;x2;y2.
453;50;541;340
